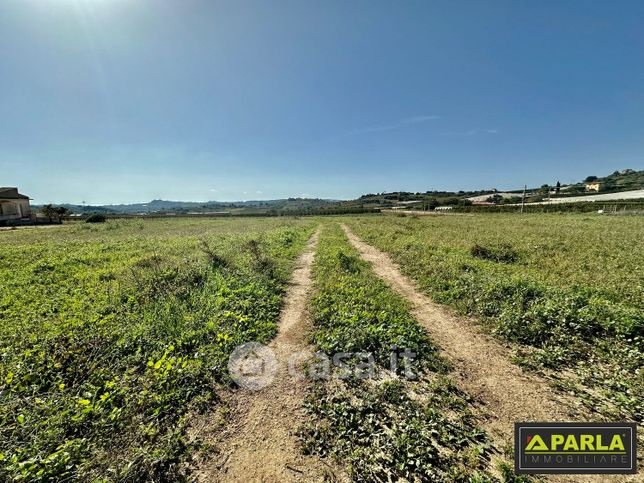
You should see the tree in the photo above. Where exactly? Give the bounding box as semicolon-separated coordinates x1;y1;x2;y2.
54;206;69;223
40;205;69;223
501;196;522;205
539;184;550;194
486;194;504;204
555;180;561;193
40;204;56;222
584;175;598;183
440;196;461;206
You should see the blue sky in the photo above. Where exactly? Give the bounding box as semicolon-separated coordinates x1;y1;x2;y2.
1;0;643;204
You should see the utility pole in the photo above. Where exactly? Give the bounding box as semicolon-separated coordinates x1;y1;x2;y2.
520;185;527;213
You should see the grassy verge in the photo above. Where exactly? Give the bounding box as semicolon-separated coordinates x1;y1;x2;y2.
301;224;498;482
345;214;643;423
0;218;314;481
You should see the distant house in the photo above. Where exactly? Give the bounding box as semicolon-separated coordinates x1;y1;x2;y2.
0;187;32;224
585;182;601;192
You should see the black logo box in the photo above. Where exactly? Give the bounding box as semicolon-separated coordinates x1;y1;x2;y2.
515;422;637;474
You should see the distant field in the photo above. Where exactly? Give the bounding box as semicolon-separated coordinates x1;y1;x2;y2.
527;189;644;204
467;189;644;204
346;213;643;422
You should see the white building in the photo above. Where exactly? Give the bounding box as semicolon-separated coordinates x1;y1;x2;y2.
0;187;32;224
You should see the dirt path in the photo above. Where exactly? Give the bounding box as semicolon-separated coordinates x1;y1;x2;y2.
197;231;339;482
341;224;636;482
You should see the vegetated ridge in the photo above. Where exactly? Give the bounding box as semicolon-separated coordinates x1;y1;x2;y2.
34;168;644;217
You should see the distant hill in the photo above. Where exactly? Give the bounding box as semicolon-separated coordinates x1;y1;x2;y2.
33;168;643;216
352;168;644;208
36;197;340;216
100;198;339;214
556;168;644;195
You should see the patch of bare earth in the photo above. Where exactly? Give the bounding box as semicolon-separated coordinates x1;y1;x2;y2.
341;224;636;483
195;231;342;482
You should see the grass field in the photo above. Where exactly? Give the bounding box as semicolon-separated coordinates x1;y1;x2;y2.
302;224;495;481
346;213;643;422
0;218;315;481
1;214;641;481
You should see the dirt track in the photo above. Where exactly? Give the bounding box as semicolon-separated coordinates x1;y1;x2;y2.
195;224;635;482
341;224;638;483
197;231;341;482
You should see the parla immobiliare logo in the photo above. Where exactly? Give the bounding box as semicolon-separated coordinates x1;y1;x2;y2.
515;423;637;474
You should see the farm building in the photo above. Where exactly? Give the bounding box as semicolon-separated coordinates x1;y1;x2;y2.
0;187;32;224
585;182;601;192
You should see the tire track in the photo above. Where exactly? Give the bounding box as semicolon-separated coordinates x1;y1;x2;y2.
198;231;341;482
340;223;635;482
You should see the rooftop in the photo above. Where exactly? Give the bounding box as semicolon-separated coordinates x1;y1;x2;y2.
0;187;30;200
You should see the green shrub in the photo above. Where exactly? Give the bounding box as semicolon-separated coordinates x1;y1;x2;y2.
85;213;107;223
470;243;519;263
336;251;360;273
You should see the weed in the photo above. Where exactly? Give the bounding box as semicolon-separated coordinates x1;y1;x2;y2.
470;243;519;263
199;239;228;268
244;239;276;278
336;251;360;273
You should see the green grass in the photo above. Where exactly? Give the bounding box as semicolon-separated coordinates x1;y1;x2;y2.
302;224;495;482
345;213;644;422
2;213;640;480
0;218;315;481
